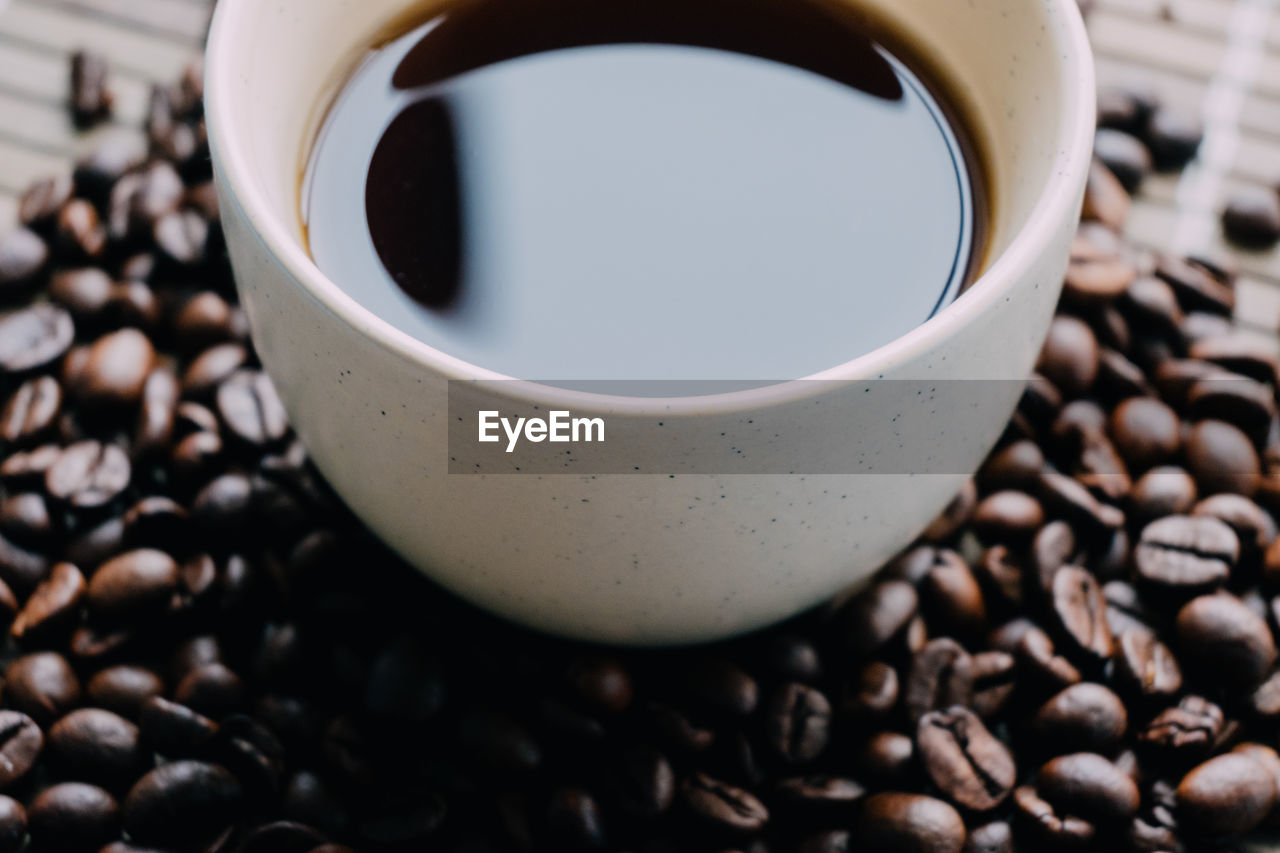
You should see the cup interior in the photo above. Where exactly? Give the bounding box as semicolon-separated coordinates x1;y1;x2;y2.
206;0;1093;387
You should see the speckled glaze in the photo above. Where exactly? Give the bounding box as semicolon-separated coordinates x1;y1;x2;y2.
205;0;1095;644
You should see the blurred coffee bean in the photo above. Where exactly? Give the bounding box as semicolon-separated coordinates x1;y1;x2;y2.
1093;129;1151;192
216;370;289;447
18;176;72;233
44;439;130;509
0;303;73;375
1051;566;1114;661
70;50;113;128
48;708;145;788
75;328;155;407
1222;186;1280;248
87;549;179;623
57;198;108;261
840;580;917;656
1146;107;1203;170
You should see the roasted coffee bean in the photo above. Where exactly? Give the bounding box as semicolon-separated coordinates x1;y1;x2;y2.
1146;107;1203;169
918;550;986;639
74;138;141;208
0;228;48;298
1015;627;1082;693
48;708;145;788
1097;85;1158;134
1051;566;1114;661
70;51;113;128
1157;255;1234;319
123;760;241;846
680;656;757;717
545;787;604;848
6;652;80;727
11;561;84;644
0;492;50;547
1176;593;1276;687
1093;129;1151;192
916;707;1014;812
87;548;179;623
765;682;830;763
0;529;48;595
216;369;289;447
1013;783;1096;849
971;491;1044;545
1188;373;1275;446
153;210;209;266
774;775;864;825
963;820;1012;853
613;745;675;818
1037;752;1140;822
44;440;130;509
1036;469;1124;535
854;731;916;788
1135;515;1236;594
86;666;165;721
0;375;60;446
905;639;974;722
977;441;1044;492
1189;334;1279;385
1139;695;1223;762
173;291;239;349
1121;274;1184;339
183;343;249;398
76;328;155;407
973;546;1023;615
0;303;74;375
846;661;899;719
969;651;1016;718
680;771;767;833
1186;418;1261;497
1082;159;1130;228
1033;683;1127;755
840;579;917;656
138;696;217;757
1115;629;1182;700
1130;466;1198;521
28;782;119;849
174;663;245;718
757;634;822;683
1177;752;1278;837
856;792;965;853
1109;396;1180;471
1037;316;1100;396
18;176;73;233
1030;520;1076;595
57;198;108;260
0;711;42;789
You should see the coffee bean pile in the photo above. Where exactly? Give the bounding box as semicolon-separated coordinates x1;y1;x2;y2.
0;52;1278;853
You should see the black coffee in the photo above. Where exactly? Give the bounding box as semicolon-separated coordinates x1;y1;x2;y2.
303;0;988;383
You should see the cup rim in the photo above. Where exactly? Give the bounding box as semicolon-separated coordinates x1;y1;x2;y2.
205;0;1096;417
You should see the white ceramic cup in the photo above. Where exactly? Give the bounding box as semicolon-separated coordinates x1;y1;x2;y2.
205;0;1095;644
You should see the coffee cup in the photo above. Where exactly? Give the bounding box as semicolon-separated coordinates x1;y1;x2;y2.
205;0;1095;644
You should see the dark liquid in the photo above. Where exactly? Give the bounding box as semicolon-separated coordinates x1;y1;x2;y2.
303;0;988;385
